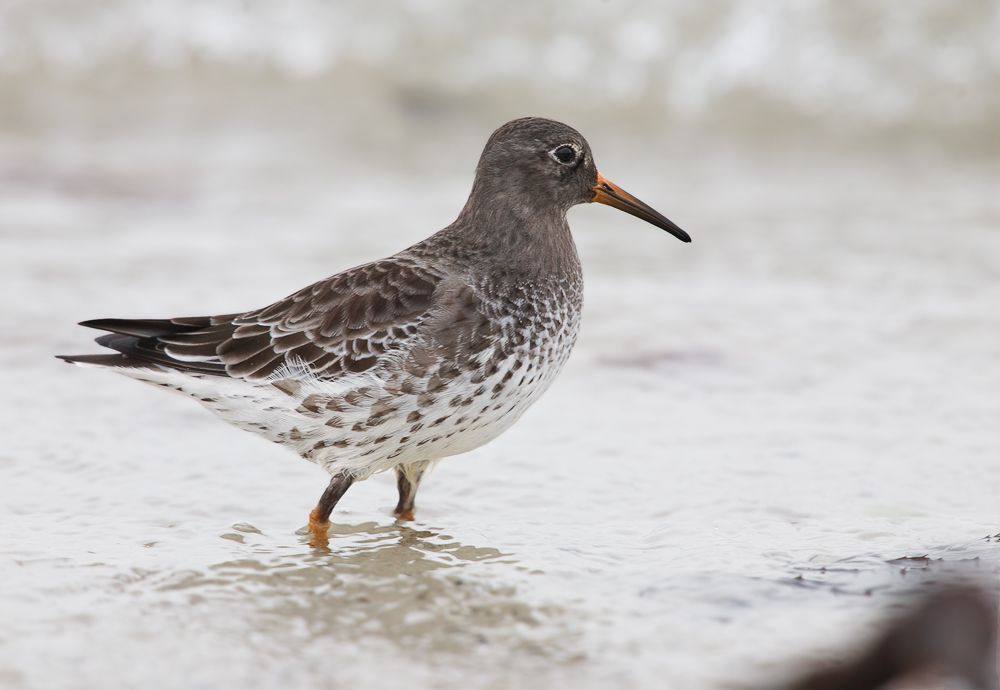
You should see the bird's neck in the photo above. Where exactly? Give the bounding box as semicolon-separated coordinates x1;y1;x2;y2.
444;189;581;281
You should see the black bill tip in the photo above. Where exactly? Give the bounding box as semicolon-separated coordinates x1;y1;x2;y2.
591;174;691;243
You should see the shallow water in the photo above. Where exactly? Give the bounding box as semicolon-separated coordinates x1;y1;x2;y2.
1;122;998;689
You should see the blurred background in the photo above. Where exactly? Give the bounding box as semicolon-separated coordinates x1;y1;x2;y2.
1;2;999;689
3;0;1000;150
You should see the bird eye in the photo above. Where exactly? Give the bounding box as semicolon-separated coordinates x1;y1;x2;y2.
551;145;577;164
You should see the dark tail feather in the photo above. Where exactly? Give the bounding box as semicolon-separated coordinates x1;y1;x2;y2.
60;316;235;375
79;317;218;339
56;353;148;368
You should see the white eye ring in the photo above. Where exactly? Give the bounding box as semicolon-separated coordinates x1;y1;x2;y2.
549;144;579;165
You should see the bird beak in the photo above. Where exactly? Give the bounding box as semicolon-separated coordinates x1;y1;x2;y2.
590;173;691;243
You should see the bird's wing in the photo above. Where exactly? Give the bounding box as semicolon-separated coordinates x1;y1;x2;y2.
81;258;445;381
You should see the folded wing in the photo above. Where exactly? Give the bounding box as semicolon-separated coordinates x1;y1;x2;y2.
66;258;444;382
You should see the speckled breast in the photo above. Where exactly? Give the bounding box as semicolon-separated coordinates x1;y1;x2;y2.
247;274;585;478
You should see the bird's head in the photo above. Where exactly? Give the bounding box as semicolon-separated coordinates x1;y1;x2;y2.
471;117;690;243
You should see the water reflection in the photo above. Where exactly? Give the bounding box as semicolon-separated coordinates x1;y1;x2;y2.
303;521;510;572
143;521;572;659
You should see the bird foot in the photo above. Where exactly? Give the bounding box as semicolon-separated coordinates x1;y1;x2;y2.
307;507;331;548
394;509;415;521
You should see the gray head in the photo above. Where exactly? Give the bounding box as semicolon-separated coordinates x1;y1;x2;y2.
465;117;690;243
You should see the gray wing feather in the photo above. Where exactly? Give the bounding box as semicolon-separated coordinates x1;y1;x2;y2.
158;258;445;380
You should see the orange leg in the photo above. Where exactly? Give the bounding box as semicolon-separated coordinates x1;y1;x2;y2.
307;472;354;547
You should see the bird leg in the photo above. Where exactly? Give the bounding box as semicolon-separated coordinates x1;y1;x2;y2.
394;459;433;521
307;471;354;547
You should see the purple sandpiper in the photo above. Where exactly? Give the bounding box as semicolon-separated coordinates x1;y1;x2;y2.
59;117;690;546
